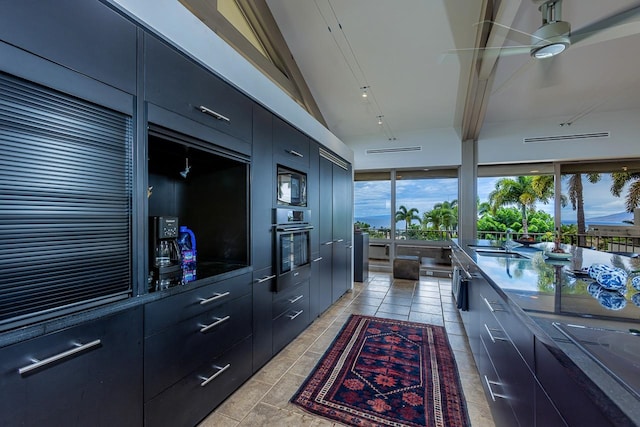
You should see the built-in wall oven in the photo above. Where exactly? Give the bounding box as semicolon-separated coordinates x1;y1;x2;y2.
274;208;312;292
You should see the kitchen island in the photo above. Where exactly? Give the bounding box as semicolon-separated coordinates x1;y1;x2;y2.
452;240;640;426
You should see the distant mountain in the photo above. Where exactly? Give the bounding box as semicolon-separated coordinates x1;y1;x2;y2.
587;211;634;225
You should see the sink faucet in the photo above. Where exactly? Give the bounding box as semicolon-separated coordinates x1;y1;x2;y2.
504;228;516;253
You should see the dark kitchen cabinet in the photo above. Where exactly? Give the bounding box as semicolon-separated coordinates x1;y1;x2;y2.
144;33;253;147
354;232;370;282
0;307;143;427
319;152;354;303
143;272;252;426
0;0;137;94
252;105;275;271
252;267;275;371
534;337;612;427
273;117;310;169
272;280;310;354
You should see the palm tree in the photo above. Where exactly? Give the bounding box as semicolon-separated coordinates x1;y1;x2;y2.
610;171;640;213
426;200;458;232
395;205;420;232
566;173;600;246
488;176;554;237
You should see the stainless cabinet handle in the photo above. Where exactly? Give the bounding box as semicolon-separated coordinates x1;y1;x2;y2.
484;375;507;401
288;295;303;304
483;297;504;312
323;241;333;246
312;257;323;262
199;105;230;123
18;339;102;375
256;274;276;283
199;363;231;387
199;292;230;305
287;310;304;320
335;239;344;243
199;315;231;333
347;245;353;249
286;149;304;158
484;324;508;343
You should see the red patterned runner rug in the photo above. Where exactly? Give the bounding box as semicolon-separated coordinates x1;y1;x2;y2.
291;315;470;427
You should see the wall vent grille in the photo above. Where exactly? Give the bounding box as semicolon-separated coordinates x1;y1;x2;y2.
366;146;422;155
523;132;610;144
319;147;348;170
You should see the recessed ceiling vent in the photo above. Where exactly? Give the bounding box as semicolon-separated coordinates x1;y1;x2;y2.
366;146;422;155
523;132;610;144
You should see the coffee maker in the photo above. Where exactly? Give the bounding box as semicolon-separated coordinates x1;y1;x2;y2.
150;216;183;291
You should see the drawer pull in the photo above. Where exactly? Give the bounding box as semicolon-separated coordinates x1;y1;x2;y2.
199;292;230;305
199;363;231;387
199;105;230;123
323;241;333;246
484;324;508;343
483;297;504;312
286;149;304;158
18;339;102;375
484;375;507;401
335;239;344;243
287;310;304;320
256;274;276;283
312;257;323;262
289;295;303;304
199;315;231;333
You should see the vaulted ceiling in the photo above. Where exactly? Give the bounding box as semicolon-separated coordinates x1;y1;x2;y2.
265;0;640;162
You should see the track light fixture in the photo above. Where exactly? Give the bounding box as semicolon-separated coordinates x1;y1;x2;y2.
180;158;191;178
377;115;384;125
360;86;369;98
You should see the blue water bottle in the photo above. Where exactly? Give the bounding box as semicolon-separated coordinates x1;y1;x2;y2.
178;226;197;283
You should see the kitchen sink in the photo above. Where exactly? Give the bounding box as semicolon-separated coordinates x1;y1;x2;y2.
474;249;528;259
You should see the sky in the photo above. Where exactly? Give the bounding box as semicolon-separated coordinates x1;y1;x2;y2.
355;175;632;228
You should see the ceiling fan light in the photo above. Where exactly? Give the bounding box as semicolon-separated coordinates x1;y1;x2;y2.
532;42;567;58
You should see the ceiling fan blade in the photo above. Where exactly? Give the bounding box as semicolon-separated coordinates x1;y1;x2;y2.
570;4;640;45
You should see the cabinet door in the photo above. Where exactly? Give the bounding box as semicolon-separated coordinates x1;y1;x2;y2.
273;117;310;168
0;307;143;427
252;267;275;371
252;105;274;271
319;157;334;245
535;381;568;426
0;0;137;94
145;33;253;144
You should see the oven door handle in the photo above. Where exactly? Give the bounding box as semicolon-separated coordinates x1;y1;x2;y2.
276;225;314;232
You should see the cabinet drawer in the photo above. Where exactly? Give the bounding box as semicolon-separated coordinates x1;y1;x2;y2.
144;34;253;144
273;117;310;168
480;325;535;427
144;293;251;400
0;307;143;427
272;296;310;353
272;280;309;320
145;273;251;336
479;286;535;368
479;335;520;427
144;336;252;427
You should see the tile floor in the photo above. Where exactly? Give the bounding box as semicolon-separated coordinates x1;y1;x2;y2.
199;272;496;426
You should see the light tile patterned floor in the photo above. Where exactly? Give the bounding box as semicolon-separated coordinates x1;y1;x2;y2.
200;272;496;427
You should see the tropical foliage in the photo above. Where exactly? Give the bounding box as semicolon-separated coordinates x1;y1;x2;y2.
394;205;420;231
487;176;555;236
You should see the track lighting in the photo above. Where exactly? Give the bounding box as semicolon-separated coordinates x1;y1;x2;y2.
377;115;384;125
361;86;369;98
180;158;191;178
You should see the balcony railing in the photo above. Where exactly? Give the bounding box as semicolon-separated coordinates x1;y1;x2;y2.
359;227;640;257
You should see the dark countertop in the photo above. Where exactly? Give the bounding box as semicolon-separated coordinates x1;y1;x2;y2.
455;239;640;425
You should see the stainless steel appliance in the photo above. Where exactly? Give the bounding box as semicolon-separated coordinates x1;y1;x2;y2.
276;165;307;207
274;208;312;292
150;216;183;291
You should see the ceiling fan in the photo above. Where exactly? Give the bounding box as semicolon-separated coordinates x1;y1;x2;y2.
526;0;640;59
441;0;640;69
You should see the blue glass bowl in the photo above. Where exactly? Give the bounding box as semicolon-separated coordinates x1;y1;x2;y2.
631;275;640;292
588;263;615;280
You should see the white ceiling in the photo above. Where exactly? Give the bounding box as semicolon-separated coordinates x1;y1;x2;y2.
265;0;640;157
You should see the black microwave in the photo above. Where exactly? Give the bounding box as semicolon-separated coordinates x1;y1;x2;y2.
276;165;307;207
